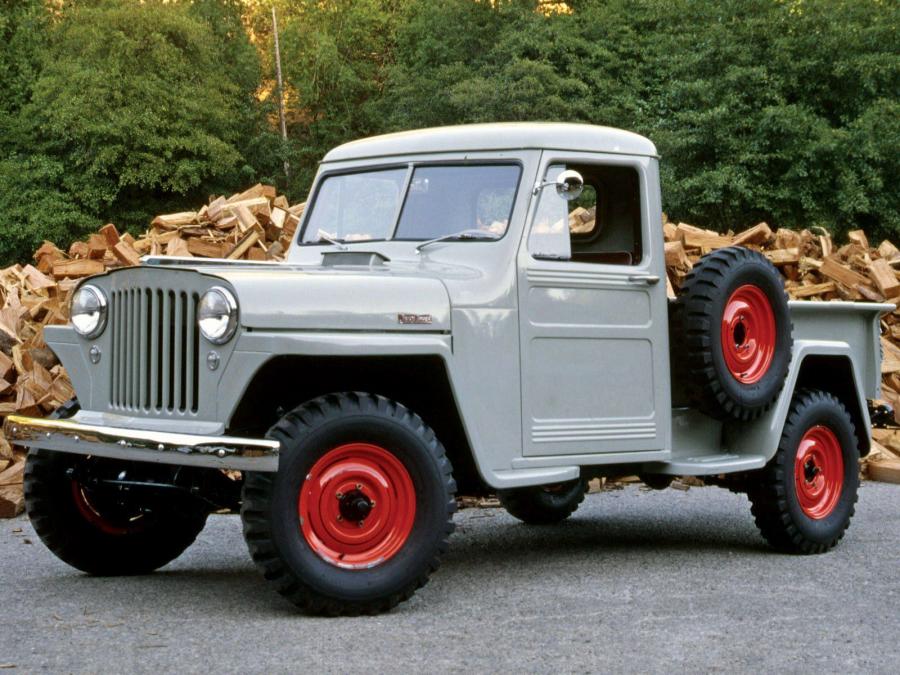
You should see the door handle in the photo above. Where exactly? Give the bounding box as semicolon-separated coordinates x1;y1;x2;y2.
628;274;661;285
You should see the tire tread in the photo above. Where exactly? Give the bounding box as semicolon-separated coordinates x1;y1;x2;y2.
747;389;859;554
241;392;456;616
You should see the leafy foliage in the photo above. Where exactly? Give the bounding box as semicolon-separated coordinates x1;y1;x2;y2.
377;0;899;238
0;0;270;263
276;0;403;193
0;0;897;265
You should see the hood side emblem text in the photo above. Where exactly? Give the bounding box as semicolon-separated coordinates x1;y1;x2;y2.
398;313;433;325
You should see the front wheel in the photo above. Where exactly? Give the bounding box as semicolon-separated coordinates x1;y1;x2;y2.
241;393;456;615
747;389;859;554
25;451;209;575
24;400;208;575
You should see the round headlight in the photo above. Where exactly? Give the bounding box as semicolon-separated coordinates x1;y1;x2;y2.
71;285;107;339
198;287;238;344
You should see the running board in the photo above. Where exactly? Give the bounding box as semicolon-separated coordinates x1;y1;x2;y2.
644;453;766;476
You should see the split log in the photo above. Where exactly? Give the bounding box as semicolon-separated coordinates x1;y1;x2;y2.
187;240;227;259
226;230;260;259
867;259;900;298
151;212;198;229
820;256;871;290
867;459;900;484
51;259;105;279
0;461;24;518
99;223;120;247
731;222;772;247
112;241;141;267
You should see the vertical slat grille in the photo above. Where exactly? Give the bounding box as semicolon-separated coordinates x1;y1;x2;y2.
109;286;200;414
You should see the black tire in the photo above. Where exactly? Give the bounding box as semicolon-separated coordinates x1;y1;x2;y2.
671;246;792;420
241;392;456;616
24;399;209;575
498;477;588;525
747;389;859;554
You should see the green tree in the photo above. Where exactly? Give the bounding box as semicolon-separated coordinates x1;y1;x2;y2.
0;0;96;264
1;0;897;265
277;0;403;196
0;0;47;149
0;0;269;264
377;0;899;238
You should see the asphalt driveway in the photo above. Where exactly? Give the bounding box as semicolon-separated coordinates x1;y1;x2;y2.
1;483;897;673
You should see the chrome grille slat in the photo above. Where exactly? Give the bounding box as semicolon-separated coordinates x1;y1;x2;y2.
173;291;184;412
139;289;149;409
161;290;172;410
109;285;199;415
185;293;196;413
131;288;140;407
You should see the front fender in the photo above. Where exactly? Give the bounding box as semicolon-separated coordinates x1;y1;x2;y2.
217;331;454;427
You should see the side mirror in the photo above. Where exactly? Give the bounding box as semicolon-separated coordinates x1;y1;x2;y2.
532;170;585;201
555;170;584;200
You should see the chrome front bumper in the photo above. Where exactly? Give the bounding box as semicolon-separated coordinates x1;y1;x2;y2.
2;415;280;472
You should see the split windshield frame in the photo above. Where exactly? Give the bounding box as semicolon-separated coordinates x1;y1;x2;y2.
296;159;523;247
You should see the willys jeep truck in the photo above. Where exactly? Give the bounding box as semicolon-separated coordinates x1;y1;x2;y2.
4;123;889;615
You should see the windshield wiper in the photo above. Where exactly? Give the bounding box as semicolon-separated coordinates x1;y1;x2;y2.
415;229;500;253
315;229;349;251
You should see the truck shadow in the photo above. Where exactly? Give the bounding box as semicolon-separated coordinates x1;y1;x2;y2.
448;509;769;563
27;495;774;618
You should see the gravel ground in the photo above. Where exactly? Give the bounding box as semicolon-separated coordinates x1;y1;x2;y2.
1;482;897;673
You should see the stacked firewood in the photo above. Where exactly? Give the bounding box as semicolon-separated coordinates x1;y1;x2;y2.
661;217;900;485
0;184;301;516
35;183;302;281
2;195;900;517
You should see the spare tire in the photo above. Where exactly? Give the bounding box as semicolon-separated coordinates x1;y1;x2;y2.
671;246;792;421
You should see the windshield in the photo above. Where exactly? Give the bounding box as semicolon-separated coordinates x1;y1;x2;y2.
300;164;521;244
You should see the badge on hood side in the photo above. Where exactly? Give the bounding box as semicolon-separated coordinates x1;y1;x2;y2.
398;313;433;325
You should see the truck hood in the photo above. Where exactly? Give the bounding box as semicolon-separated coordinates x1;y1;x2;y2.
205;265;452;332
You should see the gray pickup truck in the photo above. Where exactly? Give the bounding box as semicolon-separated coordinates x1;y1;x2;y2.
5;123;890;615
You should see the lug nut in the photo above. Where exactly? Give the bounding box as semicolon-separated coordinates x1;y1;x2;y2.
337;515;343;521
336;492;344;500
358;520;365;527
355;483;362;490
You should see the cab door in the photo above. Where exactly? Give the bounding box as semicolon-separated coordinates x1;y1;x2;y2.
517;153;671;459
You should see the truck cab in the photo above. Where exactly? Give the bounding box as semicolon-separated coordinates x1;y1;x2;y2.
5;123;889;615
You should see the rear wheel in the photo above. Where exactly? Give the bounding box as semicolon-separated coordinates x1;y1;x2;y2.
241;393;456;615
747;389;859;554
24;402;209;575
498;478;588;525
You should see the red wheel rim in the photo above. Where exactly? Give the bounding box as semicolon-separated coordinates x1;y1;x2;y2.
794;425;844;519
721;284;777;384
298;443;416;569
70;480;143;536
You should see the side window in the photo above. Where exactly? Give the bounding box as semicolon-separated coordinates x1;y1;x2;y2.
529;163;643;265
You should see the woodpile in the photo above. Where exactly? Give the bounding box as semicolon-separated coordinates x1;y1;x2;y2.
0;184;300;516
34;183;303;274
1;193;899;517
661;216;900;484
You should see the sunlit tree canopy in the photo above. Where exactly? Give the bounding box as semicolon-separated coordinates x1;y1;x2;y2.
0;0;897;264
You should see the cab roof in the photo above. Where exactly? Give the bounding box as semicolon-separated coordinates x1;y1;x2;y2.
322;122;658;163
